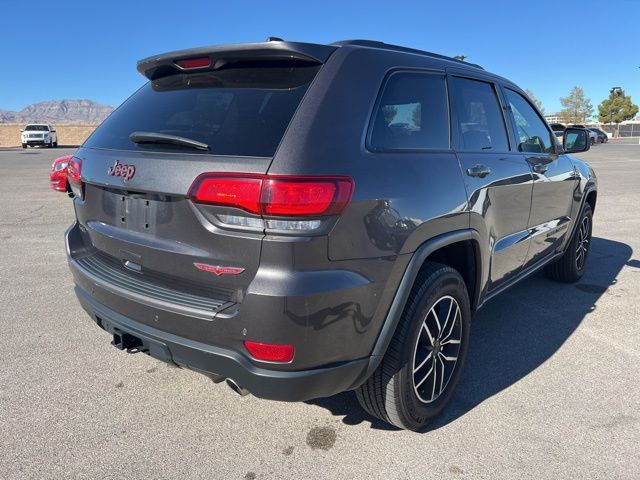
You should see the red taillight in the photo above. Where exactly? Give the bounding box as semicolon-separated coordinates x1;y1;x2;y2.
67;156;84;198
190;175;263;214
67;157;82;184
189;174;354;217
262;178;352;216
175;57;211;69
244;341;295;363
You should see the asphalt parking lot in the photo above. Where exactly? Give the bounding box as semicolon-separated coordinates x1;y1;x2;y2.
1;141;639;479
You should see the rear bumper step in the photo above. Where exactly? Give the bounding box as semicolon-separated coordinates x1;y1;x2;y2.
76;287;370;402
70;253;235;321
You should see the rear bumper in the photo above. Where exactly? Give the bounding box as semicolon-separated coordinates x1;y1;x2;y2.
75;286;370;401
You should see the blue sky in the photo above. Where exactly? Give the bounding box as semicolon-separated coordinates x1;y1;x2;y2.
1;0;638;116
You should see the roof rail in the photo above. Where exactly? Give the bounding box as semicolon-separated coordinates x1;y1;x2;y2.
331;39;484;70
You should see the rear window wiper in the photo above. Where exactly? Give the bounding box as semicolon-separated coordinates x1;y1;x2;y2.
129;131;210;151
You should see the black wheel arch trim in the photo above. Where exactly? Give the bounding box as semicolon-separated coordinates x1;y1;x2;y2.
564;185;597;255
355;229;482;385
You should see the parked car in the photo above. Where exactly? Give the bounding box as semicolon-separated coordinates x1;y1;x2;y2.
21;124;57;148
549;123;566;143
65;39;596;430
589;128;608;143
50;155;72;192
569;124;598;145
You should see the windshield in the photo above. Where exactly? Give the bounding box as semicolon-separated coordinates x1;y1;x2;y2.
84;63;321;157
25;125;49;131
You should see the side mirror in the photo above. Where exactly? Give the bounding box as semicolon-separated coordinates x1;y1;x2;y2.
19;129;24;132
51;129;56;133
563;128;590;153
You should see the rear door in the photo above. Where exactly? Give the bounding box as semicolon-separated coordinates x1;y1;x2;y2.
71;60;322;309
502;88;578;267
449;75;533;291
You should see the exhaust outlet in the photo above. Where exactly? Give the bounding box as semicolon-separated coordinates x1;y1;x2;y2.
226;378;249;397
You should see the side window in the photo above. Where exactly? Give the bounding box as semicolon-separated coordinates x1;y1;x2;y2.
450;77;510;152
369;72;449;151
505;89;554;154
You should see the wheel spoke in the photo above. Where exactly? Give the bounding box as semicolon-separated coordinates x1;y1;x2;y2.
430;357;438;401
422;320;435;346
440;303;460;344
439;352;458;362
437;356;446;395
431;306;442;334
415;359;434;389
413;351;433;373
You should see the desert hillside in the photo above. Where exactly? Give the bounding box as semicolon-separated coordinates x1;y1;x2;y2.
0;99;114;124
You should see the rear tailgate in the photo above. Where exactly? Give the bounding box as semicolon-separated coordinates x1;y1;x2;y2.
70;49;329;316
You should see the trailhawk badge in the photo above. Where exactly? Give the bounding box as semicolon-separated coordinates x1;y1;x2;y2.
107;160;136;181
194;263;245;276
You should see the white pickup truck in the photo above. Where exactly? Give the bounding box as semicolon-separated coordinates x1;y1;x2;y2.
21;124;58;148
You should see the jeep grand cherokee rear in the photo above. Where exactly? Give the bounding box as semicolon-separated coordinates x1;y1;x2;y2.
67;39;596;431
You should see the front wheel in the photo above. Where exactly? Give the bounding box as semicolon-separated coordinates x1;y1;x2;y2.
22;143;27;149
545;203;593;282
356;262;471;431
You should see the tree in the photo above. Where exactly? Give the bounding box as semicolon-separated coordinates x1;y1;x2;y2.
382;105;397;125
525;89;545;115
598;88;638;125
559;86;593;124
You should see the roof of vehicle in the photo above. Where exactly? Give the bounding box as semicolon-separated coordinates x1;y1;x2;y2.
137;38;485;80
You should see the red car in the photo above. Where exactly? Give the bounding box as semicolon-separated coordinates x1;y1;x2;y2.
50;155;72;192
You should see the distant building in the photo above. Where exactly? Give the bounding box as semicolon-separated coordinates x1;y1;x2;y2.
544;113;562;124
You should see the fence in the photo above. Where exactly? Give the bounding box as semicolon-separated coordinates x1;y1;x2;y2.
600;124;640;138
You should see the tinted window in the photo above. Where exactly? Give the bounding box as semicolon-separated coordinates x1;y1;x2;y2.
84;64;320;157
369;72;449;150
505;89;555;154
450;77;510;152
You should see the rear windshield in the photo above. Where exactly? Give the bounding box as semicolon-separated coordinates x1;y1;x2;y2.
84;63;321;157
25;125;49;131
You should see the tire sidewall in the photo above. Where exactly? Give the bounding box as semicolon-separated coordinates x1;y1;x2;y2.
571;204;593;277
394;269;471;429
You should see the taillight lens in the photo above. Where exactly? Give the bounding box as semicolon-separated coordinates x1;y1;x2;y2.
244;340;295;363
190;175;262;214
67;156;84;198
262;178;352;216
189;174;354;217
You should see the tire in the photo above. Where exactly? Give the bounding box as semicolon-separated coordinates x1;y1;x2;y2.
22;144;27;149
356;262;471;431
544;203;593;283
53;141;58;148
590;137;595;145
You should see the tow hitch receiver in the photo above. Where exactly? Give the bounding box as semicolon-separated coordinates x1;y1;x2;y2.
111;330;146;353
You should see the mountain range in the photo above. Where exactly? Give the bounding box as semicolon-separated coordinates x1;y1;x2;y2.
0;99;114;124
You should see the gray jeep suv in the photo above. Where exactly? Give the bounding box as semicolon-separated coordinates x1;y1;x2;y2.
66;39;596;430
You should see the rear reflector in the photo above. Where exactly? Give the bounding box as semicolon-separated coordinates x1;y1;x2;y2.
244;341;295;363
175;57;211;69
189;174;353;217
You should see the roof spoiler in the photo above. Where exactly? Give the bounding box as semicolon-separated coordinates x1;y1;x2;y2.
137;41;337;80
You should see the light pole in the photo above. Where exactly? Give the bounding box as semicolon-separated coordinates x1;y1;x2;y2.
609;87;621;138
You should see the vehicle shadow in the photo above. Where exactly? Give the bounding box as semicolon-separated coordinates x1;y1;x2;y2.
306;237;633;431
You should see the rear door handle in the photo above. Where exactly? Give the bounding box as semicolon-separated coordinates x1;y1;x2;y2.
466;164;491;178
